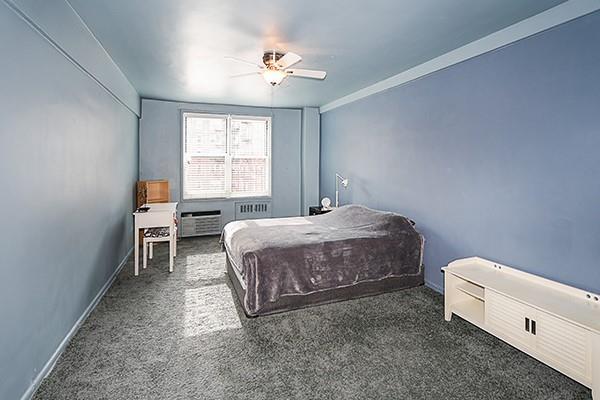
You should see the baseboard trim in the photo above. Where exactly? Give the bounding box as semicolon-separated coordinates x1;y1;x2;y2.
20;247;133;400
425;279;444;295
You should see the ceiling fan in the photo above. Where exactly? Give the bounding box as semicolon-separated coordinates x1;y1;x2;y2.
225;50;327;86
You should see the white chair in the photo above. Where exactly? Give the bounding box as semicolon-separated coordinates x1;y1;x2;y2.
142;225;177;272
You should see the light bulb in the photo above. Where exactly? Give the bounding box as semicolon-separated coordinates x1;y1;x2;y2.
263;68;286;86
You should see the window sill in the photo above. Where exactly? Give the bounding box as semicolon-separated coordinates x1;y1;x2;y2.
181;195;272;203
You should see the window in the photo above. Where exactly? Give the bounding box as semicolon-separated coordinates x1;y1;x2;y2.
182;113;271;199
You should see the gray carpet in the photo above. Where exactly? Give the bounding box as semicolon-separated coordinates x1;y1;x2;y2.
34;237;591;400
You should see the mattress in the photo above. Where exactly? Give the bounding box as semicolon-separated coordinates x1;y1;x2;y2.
221;205;424;316
225;254;424;317
222;216;314;288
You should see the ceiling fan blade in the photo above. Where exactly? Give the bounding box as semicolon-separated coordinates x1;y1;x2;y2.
286;69;327;80
276;52;302;69
224;56;262;68
230;71;262;78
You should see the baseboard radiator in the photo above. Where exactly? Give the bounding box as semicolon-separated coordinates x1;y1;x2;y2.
180;211;222;237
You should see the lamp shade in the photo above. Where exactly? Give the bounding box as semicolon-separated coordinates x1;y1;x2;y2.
263;69;286;86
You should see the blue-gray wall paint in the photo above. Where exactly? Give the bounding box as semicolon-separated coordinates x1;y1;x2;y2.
0;3;139;399
6;0;140;115
320;11;600;294
301;107;320;215
139;99;305;224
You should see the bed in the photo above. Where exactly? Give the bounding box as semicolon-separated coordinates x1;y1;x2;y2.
221;204;424;317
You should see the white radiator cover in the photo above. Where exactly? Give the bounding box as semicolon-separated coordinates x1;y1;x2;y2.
179;201;272;237
235;200;272;220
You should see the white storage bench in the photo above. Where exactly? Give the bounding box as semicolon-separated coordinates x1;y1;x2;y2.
443;257;600;399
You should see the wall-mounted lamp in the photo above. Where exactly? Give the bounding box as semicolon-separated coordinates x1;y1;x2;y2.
335;173;349;207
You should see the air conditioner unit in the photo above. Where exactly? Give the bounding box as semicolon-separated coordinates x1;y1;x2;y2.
180;210;221;237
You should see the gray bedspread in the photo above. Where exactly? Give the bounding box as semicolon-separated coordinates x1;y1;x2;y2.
221;205;424;315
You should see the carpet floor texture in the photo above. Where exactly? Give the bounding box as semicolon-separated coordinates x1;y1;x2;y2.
34;236;591;399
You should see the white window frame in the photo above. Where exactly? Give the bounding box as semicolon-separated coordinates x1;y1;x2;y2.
181;112;272;200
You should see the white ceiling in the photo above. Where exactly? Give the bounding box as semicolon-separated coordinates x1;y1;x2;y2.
69;0;566;108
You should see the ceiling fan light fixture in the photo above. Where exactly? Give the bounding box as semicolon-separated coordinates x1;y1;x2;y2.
262;68;286;86
226;50;326;87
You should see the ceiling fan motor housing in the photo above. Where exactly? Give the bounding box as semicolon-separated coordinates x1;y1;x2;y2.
263;50;285;67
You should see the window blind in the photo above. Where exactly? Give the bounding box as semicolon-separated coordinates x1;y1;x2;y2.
230;118;270;196
182;113;271;199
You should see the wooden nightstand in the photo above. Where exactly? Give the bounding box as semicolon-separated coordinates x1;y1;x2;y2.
309;206;333;216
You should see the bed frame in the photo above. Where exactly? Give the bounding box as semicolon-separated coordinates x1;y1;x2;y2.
226;256;424;317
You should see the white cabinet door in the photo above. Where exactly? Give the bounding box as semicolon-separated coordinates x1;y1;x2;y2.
485;291;535;351
534;311;592;385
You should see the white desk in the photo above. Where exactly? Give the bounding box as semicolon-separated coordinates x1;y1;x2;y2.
133;202;177;276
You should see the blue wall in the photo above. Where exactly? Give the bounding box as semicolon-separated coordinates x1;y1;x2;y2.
8;0;140;115
0;2;139;399
139;99;318;224
320;11;600;294
301;107;321;216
